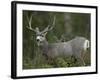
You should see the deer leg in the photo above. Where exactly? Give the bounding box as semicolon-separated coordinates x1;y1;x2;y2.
80;57;86;66
43;54;53;64
80;51;86;66
74;53;85;66
75;50;86;66
42;53;50;63
75;57;85;66
79;51;86;66
71;55;77;63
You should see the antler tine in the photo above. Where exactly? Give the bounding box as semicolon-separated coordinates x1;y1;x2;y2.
49;15;56;30
26;14;37;32
41;16;56;33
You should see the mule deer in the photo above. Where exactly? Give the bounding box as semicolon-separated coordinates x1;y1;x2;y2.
26;14;90;66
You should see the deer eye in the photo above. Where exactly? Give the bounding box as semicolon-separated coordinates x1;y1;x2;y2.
40;34;44;37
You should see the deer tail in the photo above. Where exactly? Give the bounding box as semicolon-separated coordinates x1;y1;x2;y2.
83;39;90;51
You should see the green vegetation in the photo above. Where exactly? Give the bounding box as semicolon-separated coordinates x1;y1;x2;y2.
23;11;91;69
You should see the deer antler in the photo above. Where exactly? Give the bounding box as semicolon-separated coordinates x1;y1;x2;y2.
26;14;38;33
41;16;56;33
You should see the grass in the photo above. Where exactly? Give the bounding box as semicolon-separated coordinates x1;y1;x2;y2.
23;49;90;69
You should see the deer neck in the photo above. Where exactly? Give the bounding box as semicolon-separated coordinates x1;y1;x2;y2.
40;39;49;52
41;39;48;47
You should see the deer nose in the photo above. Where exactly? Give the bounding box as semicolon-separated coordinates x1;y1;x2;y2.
36;39;40;42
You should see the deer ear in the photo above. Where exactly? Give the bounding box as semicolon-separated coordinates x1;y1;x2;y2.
43;32;47;36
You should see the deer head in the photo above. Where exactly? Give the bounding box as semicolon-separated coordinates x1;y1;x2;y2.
26;14;56;46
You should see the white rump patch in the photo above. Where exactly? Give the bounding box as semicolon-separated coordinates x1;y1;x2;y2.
83;40;90;51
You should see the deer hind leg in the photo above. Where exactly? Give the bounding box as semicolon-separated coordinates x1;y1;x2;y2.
76;57;85;66
75;52;86;66
80;50;86;66
80;57;86;66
